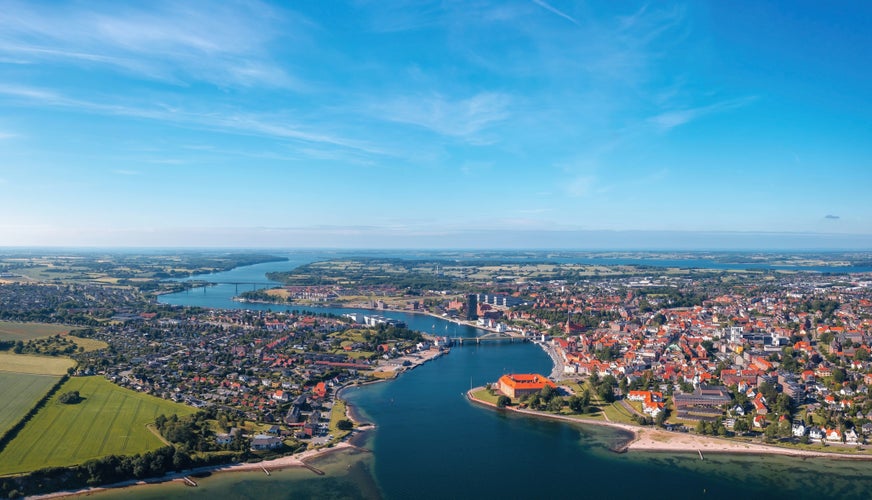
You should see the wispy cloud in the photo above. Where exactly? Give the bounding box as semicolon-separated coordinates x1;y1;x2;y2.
0;84;392;158
531;0;580;26
566;175;595;197
374;92;511;140
112;169;141;176
0;0;308;89
648;97;757;131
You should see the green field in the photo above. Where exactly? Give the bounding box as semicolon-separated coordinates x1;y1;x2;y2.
0;353;75;376
0;372;61;437
0;377;195;475
0;321;73;342
67;335;108;352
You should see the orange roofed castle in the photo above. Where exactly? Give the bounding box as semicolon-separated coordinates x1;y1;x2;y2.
497;374;556;398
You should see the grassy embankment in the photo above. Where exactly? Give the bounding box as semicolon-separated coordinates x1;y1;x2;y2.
327;399;352;442
473;381;642;425
0;376;195;476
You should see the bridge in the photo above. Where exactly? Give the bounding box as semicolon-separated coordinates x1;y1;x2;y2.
450;332;529;345
180;281;277;293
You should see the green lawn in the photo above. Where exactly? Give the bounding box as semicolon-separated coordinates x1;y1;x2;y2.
0;353;75;376
0;321;73;342
471;388;501;405
600;402;636;425
0;376;195;475
327;399;352;441
0;372;61;437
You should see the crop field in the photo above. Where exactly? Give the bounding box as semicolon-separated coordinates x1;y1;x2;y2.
0;376;195;475
0;353;75;376
0;372;61;437
0;321;73;342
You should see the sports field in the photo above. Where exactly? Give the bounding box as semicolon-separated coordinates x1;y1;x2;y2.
0;376;195;475
0;372;61;437
0;353;75;375
0;321;72;342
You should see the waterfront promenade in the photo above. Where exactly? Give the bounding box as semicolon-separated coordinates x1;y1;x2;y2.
466;387;872;461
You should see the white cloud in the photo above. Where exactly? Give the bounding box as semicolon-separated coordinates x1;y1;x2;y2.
566;175;595;197
374;92;511;140
531;0;580;26
648;97;756;131
0;0;308;89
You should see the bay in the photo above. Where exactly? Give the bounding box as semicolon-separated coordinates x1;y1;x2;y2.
134;254;872;499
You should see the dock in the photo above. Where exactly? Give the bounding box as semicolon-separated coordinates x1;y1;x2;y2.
698;449;704;460
183;476;198;487
261;465;271;476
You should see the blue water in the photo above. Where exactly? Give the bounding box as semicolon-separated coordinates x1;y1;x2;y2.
152;254;872;499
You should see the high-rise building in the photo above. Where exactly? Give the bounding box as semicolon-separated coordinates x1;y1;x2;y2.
466;294;478;320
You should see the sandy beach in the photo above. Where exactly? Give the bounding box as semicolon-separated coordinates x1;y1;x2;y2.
466;387;872;462
30;442;359;500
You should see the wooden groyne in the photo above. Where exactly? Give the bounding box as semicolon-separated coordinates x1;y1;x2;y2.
183;476;198;487
301;463;325;476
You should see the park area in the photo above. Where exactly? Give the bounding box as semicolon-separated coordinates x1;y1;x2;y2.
0;376;194;475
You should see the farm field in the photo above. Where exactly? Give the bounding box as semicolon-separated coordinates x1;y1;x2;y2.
0;321;73;342
0;372;61;437
0;376;195;475
0;353;75;375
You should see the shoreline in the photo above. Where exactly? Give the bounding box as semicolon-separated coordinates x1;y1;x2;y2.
465;387;872;461
232;296;525;337
30;442;358;500
30;346;433;499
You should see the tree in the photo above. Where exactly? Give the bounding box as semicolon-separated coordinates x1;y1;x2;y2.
833;367;847;384
496;395;511;408
855;348;869;362
655;410;667;427
539;384;555;402
337;419;353;431
546;397;564;412
596;383;615;403
733;418;749;435
58;391;82;404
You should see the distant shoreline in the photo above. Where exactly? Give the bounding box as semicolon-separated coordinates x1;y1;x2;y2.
466;387;872;461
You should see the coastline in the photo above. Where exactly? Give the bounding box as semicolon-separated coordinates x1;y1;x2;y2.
30;345;439;499
30;442;358;500
232;296;524;337
465;387;872;461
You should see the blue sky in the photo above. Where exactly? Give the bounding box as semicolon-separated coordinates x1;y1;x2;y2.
1;0;870;249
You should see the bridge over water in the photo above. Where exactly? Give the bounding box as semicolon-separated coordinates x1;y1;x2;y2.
181;280;276;293
450;332;529;345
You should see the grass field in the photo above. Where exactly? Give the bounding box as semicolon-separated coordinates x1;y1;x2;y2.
0;353;75;375
67;335;108;352
0;376;195;476
0;321;73;342
0;372;61;437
